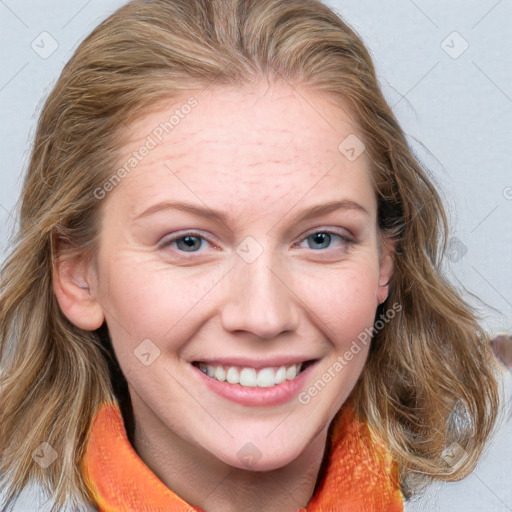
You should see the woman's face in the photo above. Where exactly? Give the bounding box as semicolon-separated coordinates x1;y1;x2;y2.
88;81;393;470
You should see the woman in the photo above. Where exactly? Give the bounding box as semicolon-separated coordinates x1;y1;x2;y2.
0;0;500;511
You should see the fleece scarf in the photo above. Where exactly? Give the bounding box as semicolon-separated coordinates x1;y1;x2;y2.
82;400;404;511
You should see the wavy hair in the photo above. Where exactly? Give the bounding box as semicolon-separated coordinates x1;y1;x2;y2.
0;0;500;510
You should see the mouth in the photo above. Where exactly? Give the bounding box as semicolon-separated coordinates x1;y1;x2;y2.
191;359;317;388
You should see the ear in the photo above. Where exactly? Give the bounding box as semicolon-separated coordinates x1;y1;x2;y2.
52;252;105;331
377;237;395;305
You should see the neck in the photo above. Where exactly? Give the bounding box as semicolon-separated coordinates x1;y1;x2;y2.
129;394;332;512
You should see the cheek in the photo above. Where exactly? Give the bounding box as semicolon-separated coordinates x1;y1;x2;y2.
98;256;223;343
299;264;380;344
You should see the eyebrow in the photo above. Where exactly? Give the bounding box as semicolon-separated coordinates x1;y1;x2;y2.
133;199;370;224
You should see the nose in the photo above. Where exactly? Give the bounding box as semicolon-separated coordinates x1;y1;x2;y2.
220;251;300;340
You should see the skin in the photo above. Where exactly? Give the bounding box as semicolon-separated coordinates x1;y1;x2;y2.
54;79;394;512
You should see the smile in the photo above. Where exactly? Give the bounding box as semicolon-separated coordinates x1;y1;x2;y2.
192;360;316;388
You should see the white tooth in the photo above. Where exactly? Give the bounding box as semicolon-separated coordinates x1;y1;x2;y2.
226;367;240;384
239;368;257;387
214;365;226;382
286;364;297;380
204;362;303;385
275;366;287;384
257;368;276;387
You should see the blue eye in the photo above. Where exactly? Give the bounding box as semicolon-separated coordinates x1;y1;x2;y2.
160;228;353;257
175;234;203;252
306;232;333;250
300;231;352;250
161;233;210;253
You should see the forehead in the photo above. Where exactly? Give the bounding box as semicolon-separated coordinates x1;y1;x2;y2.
111;82;375;218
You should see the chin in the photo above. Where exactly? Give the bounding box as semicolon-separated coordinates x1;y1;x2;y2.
210;433;314;473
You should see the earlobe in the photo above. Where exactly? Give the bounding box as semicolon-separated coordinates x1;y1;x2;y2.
52;253;105;331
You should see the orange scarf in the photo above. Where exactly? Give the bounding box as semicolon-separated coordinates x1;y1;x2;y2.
82;400;404;511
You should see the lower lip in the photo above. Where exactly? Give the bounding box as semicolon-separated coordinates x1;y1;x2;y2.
190;362;318;407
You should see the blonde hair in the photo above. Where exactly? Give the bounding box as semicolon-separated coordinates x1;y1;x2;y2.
0;0;500;510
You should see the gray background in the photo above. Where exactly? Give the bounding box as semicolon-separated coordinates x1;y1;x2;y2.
0;1;510;510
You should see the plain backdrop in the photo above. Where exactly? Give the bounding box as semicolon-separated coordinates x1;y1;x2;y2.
0;1;511;511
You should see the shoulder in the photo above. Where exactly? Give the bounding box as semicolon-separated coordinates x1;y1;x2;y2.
0;479;97;512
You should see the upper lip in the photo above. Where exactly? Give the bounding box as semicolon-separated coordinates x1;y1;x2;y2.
191;356;318;369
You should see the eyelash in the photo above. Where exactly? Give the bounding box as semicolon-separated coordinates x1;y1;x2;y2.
159;228;355;257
